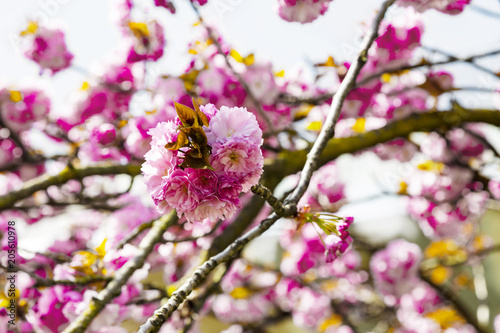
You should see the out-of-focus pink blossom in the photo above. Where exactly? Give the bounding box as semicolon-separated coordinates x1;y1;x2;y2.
370;239;422;306
364;8;423;73
22;23;73;74
490;179;500;200
447;128;485;158
0;138;18;167
30;286;82;332
90;123;117;145
276;0;333;24
0;87;50;133
126;21;166;63
407;192;488;239
301;161;346;212
155;0;176;13
397;0;471;15
62;63;135;129
243;62;280;105
420;132;454;163
373;139;419;162
371;88;428;121
406;164;473;202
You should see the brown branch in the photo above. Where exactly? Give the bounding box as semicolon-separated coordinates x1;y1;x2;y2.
357;48;500;87
267;108;500;179
189;3;278;135
285;0;397;204
33;275;112;288
62;211;178;333
0;265;112;288
251;183;296;217
165;219;224;244
420;272;488;333
0;163;141;211
1;108;499;213
137;2;398;332
116;219;155;249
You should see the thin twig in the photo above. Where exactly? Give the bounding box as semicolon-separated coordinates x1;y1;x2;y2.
0;163;141;211
62;211;178;333
165;219;224;244
0;265;112;288
189;3;278;135
137;214;281;333
286;0;397;204
422;46;500;79
420;272;488;333
251;183;296;217
137;2;397;332
116;219;156;249
357;48;500;87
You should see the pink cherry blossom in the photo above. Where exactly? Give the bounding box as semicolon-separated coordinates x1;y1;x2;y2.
370;239;422;306
89;123;117;145
211;138;263;178
397;0;471;15
277;0;333;24
126;21;166;63
490;179;500;200
142;104;263;222
0;87;51;133
206;106;263;145
22;24;74;74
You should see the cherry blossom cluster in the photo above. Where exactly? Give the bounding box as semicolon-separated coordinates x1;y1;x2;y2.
397;0;472;15
371;239;479;332
142;103;264;222
276;0;334;23
21;22;74;74
0;85;51;134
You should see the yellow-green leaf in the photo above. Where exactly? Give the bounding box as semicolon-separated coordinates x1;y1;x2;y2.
165;131;189;151
192;98;209;127
174;101;198;127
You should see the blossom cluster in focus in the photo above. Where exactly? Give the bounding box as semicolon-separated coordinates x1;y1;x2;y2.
142;102;264;223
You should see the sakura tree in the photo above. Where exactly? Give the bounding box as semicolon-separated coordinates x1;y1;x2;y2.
1;0;500;332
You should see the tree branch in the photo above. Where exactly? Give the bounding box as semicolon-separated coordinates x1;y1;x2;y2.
137;2;397;332
188;2;278;135
251;183;296;217
357;48;500;87
0;163;141;211
1;108;499;212
267;108;500;179
137;213;281;333
62;211;178;333
116;219;155;249
420;272;488;333
285;0;397;204
33;275;112;288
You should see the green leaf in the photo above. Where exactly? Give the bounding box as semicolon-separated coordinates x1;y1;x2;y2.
174;101;198;127
192;98;209;127
180;153;214;170
165;131;189;150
